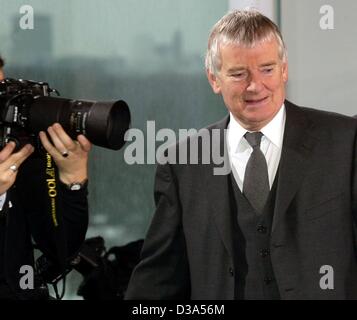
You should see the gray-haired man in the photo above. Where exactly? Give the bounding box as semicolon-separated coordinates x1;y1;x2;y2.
126;9;357;300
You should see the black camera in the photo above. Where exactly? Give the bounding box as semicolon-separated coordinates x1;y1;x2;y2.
0;78;131;151
36;237;144;300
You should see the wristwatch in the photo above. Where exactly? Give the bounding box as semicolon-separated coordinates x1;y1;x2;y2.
65;179;88;191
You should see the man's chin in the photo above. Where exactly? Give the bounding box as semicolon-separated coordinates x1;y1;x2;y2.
239;113;276;130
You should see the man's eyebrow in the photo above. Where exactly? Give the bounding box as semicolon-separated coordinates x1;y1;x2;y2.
226;62;278;73
259;62;277;67
226;67;246;73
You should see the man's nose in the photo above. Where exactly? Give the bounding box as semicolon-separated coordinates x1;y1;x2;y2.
246;74;263;92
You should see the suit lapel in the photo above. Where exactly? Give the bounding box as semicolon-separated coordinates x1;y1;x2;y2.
272;101;317;233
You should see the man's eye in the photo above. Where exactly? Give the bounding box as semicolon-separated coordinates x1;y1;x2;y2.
231;73;246;79
262;68;273;74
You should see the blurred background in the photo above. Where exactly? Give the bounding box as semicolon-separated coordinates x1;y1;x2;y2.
0;0;356;298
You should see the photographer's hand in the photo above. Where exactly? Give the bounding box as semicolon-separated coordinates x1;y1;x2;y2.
0;142;34;194
39;123;92;185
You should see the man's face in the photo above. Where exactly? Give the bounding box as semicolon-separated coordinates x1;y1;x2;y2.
0;68;4;81
207;38;288;131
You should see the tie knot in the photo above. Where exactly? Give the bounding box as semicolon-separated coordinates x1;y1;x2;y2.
244;132;263;148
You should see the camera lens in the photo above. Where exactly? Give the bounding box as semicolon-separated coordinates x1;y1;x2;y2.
28;96;131;150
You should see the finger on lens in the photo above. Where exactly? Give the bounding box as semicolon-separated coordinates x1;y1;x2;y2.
77;135;92;152
39;131;60;157
47;126;69;152
52;123;75;148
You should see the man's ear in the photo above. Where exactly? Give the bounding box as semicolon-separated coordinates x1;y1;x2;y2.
282;61;288;83
206;69;221;94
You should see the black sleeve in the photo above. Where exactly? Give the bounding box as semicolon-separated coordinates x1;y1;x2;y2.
16;156;89;264
56;181;89;257
125;163;190;299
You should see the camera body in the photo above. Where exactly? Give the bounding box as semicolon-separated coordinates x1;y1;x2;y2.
36;237;144;300
0;78;58;151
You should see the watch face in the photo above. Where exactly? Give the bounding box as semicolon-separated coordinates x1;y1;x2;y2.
70;183;82;191
67;179;88;191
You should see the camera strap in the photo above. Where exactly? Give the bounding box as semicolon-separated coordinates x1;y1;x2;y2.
43;152;67;297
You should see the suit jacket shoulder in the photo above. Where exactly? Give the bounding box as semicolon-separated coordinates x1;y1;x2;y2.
285;100;357;135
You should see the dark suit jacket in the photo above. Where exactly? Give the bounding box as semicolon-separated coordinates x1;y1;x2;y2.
125;100;357;300
1;155;88;299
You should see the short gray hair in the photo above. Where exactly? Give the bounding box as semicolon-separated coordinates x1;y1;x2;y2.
205;9;287;75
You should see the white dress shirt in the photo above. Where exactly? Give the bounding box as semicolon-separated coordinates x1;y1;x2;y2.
227;104;286;191
0;193;6;211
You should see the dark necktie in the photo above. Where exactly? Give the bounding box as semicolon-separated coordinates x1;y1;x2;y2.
243;132;270;214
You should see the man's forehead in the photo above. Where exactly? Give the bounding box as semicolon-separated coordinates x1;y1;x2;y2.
220;37;280;53
219;40;281;64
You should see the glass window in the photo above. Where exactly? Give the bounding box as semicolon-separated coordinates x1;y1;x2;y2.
0;0;228;299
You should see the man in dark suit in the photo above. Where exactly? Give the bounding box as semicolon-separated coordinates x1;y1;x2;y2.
0;56;91;299
125;9;357;299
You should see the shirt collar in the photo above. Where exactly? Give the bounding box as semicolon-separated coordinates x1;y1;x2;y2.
260;103;286;148
227;103;286;151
